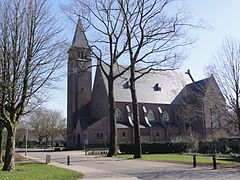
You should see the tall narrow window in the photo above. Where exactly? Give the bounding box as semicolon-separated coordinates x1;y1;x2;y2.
115;108;123;122
122;132;126;138
161;110;169;122
100;133;103;139
143;105;151;127
126;105;134;126
147;109;155;121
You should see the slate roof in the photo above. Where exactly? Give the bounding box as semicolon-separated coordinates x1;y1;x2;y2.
98;64;193;104
71;19;89;48
79;117;99;130
172;76;213;104
185;77;210;97
116;122;150;128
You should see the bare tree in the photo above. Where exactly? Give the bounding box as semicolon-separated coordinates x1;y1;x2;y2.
47;110;63;148
26;109;48;149
208;38;240;135
0;0;64;170
0;122;4;164
26;108;66;148
64;0;200;157
118;0;196;158
63;0;129;156
58;118;67;145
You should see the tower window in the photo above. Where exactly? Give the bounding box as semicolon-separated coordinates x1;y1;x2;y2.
78;52;81;58
78;51;85;59
156;132;160;137
80;88;84;93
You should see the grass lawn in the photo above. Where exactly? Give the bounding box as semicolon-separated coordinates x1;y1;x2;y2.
0;162;84;180
117;154;240;165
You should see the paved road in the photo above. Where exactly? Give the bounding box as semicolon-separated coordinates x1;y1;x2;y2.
18;150;240;180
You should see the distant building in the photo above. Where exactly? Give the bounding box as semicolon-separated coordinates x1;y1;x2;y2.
67;20;227;149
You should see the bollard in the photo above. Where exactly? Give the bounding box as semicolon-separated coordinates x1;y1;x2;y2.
212;155;217;169
46;155;51;164
67;156;70;165
193;155;197;168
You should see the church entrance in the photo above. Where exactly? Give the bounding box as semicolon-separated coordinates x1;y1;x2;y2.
77;133;81;149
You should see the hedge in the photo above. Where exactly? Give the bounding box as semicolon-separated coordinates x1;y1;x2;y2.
119;141;189;154
198;140;240;154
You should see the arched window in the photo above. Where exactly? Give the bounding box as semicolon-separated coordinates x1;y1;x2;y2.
161;110;169;122
147;109;155;121
115;108;123;122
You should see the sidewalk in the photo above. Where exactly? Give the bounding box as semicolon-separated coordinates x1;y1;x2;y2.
25;154;139;180
21;151;240;180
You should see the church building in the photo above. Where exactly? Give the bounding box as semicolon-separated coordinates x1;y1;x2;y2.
67;21;227;149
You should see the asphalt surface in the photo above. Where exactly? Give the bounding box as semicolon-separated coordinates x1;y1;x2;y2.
17;150;240;180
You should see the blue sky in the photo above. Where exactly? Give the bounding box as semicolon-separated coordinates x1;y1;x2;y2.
182;0;240;79
46;0;240;117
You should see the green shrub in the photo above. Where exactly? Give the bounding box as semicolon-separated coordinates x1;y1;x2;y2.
119;141;189;154
119;142;135;154
198;140;240;154
182;136;199;152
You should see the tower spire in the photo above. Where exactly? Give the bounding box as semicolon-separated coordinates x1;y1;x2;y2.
72;18;88;48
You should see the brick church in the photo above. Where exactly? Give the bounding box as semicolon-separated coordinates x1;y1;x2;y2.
67;20;227;149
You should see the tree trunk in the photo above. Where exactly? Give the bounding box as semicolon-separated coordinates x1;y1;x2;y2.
2;126;16;171
238;115;240;135
237;107;240;135
45;136;48;149
51;134;54;148
39;138;43;149
0;127;3;164
130;66;142;159
107;78;117;157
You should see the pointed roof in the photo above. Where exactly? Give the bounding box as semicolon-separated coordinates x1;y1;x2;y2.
94;64;193;104
172;75;225;104
71;19;88;48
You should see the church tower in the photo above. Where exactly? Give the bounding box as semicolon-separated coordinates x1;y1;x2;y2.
67;20;92;149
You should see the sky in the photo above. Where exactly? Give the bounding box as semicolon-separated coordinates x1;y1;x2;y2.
46;0;240;118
